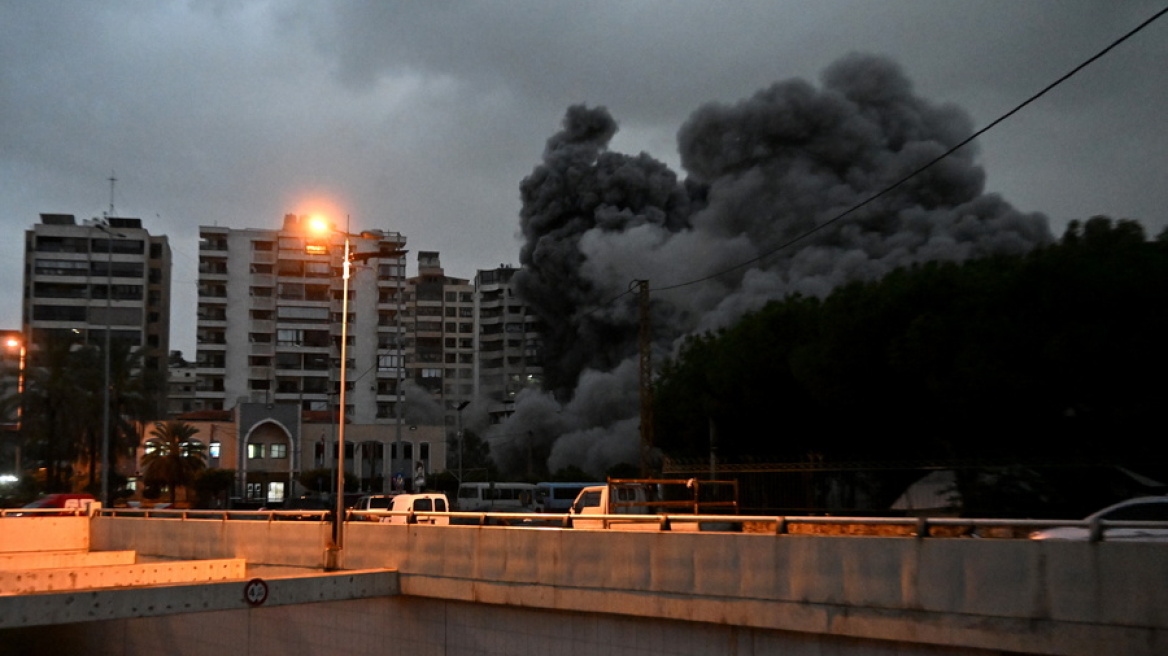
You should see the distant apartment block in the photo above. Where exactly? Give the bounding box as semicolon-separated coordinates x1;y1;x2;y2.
22;213;171;384
474;265;544;425
403;251;475;433
194;214;408;424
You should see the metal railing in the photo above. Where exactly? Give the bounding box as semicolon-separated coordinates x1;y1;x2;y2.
67;507;1168;541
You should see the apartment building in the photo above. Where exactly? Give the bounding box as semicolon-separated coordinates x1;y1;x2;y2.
403;252;475;434
195;214;408;421
474;265;544;425
22;213;171;382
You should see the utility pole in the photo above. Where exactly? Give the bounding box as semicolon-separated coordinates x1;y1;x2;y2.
635;280;654;476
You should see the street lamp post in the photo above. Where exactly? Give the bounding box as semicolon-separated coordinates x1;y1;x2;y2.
4;337;25;476
95;222;125;509
336;230;352;550
307;216;406;563
455;400;470;483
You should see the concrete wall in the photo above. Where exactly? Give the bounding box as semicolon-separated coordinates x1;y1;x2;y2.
0;517;89;553
90;518;1168;656
5;596;999;656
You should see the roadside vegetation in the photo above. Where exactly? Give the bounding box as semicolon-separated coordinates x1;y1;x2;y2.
653;217;1168;516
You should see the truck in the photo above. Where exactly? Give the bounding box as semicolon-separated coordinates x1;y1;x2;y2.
568;478;739;530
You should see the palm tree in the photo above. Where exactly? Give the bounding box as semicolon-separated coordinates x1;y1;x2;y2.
141;421;207;505
6;334;164;495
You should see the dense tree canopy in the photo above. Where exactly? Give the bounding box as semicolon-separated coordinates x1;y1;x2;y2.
10;335;163;494
655;217;1168;470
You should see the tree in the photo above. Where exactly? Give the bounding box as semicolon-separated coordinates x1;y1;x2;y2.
6;333;164;496
193;468;236;509
141;421;207;505
652;216;1168;516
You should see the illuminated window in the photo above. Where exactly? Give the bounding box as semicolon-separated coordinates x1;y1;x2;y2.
209;441;221;459
270;443;288;459
247;443;265;459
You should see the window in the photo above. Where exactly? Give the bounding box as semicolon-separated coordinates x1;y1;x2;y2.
378;354;402;371
302;378;329;393
91;261;145;278
275;352;301;369
305;261;331;277
247;443;265;459
304;353;330;370
277;306;329;322
305;285;330;301
32;305;87;321
253;240;274;251
270;443;288;459
33;282;87;298
209;441;221;459
277;329;303;346
34;259;90;276
278;236;304;251
278;282;304;299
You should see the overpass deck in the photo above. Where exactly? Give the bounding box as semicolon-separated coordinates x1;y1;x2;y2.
2;511;1165;656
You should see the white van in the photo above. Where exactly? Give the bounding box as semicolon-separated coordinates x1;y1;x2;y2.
456;482;536;512
379;493;450;525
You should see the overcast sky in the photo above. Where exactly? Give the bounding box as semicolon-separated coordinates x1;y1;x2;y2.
3;1;1165;356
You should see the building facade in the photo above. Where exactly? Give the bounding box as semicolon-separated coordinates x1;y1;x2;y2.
473;265;544;426
164;404;447;505
403;252;475;454
195;214;408;422
21;213;171;385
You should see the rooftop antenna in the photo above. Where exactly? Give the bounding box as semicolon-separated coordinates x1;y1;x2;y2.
107;171;117;218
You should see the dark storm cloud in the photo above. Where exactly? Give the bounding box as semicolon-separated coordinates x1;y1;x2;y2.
1;0;1165;365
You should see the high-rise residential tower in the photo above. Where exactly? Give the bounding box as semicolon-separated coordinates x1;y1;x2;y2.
473;265;544;426
402;252;474;451
22;213;171;383
194;214;408;423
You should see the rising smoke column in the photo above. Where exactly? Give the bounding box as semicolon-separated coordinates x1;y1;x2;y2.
514;105;693;399
503;53;1052;477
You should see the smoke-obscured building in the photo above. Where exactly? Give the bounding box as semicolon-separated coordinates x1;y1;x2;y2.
474;265;544;425
403;252;475;436
22;213;171;384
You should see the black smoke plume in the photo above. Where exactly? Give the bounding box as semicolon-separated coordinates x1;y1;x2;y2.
500;54;1051;476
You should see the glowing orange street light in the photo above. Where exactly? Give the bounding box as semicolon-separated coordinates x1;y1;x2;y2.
5;337;25;475
305;216;406;567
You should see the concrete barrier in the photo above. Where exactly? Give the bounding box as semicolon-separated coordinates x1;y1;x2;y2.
1;558;247;594
0;517;89;553
89;517;1168;656
0;550;136;570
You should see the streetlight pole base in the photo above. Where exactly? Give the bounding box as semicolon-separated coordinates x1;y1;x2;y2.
324;543;344;571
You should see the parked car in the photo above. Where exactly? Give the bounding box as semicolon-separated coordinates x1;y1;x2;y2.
272;495;333;521
11;493;96;516
1031;496;1168;541
351;494;401;520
